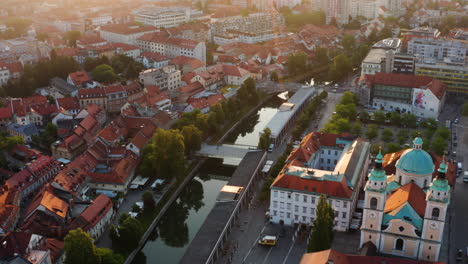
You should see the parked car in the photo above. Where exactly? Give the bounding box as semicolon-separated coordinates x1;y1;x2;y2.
258;236;277;246
454;118;459;124
268;144;274;153
456;249;463;261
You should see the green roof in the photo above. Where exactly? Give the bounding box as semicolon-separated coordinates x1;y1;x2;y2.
413;137;423;145
430;178;450;193
396;149;434;175
383;203;423;231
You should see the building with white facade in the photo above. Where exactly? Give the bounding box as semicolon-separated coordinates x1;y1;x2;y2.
133;7;190;28
137;32;206;63
269;132;370;231
139;65;181;92
361;38;401;76
360;138;454;261
274;0;301;8
358;73;446;119
99;24;159;45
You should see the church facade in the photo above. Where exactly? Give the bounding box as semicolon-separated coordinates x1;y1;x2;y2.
360;137;451;262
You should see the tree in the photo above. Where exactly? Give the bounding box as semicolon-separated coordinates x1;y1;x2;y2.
142;191;155;210
307;194;334;252
342;35;356;55
211;104;225;124
117;216;144;251
430;136;447;156
366;124;379;141
329;17;338;27
270;71;279;82
335;103;357;120
386;143;401;153
329;54;352;81
359;111;371;122
463;103;468;116
422;118;438;131
286;52;308;76
64;228;100;264
258;128;272;151
373;110;386;125
389;112;401;126
313;47;329;65
352;121;362;137
397;130;409;145
402;113;417;128
139;129;185;181
96;248;124;264
435;127;450;140
92;64;119;84
65;30;82;47
381;128;393;142
181;125;202;154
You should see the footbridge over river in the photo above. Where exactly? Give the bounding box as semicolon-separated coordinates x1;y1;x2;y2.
197;143;258;160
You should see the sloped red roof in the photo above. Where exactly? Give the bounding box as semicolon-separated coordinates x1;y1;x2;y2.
384;182;427;217
80;194;112;225
78;34;106;46
69;71;91;86
112;42;140;51
100;24;158;35
78;87;105;98
272;172;353;198
362;73;446;99
170;55;205;69
57;97;80;111
140;51;169;62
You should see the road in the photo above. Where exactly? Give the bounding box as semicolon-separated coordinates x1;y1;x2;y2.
216;88;343;264
447;114;468;264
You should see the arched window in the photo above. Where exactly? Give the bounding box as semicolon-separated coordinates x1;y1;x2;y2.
432;208;440;219
370;197;378;210
424;179;427;188
395;238;404;250
398;175;402;184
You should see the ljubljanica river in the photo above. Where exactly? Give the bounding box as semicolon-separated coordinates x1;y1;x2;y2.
223;91;290;146
135;158;236;264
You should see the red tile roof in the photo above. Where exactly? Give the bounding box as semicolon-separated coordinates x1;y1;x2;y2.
384;182;427;217
78;87;105;98
79;194;112;228
55;47;79;57
100;24;158;35
169;55;205;69
140;51;169;62
57;97;80;111
78;34;106;46
362;73;446;99
138;32;201;49
69;71;91;86
112;42;140;51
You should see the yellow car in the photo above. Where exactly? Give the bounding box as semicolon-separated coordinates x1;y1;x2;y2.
258;236;277;246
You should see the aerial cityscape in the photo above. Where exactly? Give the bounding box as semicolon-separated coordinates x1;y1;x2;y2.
0;0;467;264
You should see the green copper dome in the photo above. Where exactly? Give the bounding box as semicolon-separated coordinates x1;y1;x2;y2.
396;138;434;175
430;178;450;192
438;161;447;173
369;168;386;181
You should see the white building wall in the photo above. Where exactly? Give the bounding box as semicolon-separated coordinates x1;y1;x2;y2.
269;189;352;231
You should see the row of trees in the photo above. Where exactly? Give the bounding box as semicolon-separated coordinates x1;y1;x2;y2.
2;54;80;97
176;78;260;136
64;228;124;264
323;92;359;134
85;55;144;83
291;91;329;141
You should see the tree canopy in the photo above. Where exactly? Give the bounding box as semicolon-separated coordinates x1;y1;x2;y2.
65;30;82;47
91;64;119;84
64;228;100;264
307;194;334;252
258;127;272;151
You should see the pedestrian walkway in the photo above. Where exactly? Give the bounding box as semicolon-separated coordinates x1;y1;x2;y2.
197;143;254;160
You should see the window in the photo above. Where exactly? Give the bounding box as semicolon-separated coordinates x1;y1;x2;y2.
311;208;315;215
273;191;278;198
287;193;291;199
312;197;316;204
370;197;378;210
302;216;306;222
280;211;284;217
287;213;291;218
303;195;307;203
287;203;291;210
432;208;440;219
336;201;340;207
343;202;347;208
294;215;298;220
280;192;284;198
395;238;404;251
303;207;307;213
295;194;299;201
280;202;284;209
328;150;331;155
273;201;278;208
424;179;428;187
342;212;347;219
295;205;299;212
273;211;277;216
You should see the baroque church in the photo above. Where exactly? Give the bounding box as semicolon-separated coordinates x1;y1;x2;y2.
360;137;452;261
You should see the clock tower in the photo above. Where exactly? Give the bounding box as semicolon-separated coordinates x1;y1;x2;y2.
360;149;387;248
